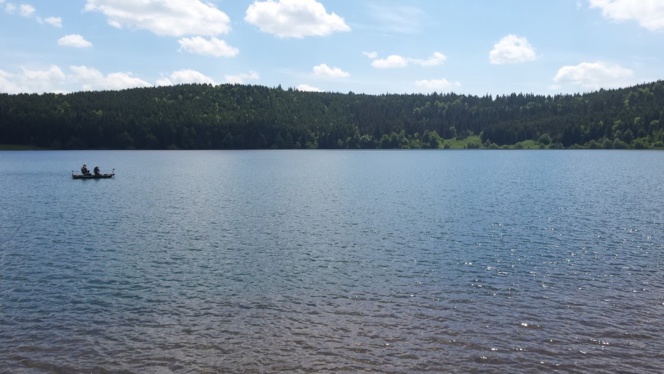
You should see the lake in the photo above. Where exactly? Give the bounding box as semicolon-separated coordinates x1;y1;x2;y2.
1;150;663;373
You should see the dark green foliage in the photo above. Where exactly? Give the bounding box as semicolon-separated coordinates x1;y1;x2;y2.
538;133;552;146
1;81;664;149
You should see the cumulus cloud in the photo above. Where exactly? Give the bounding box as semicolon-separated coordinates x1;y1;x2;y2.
366;4;425;34
1;2;25;16
178;36;239;57
412;52;447;67
19;3;34;17
0;65;223;93
363;51;378;59
370;52;446;68
490;34;537;64
225;71;260;84
58;34;92;48
245;0;350;38
42;16;62;27
0;65;154;93
296;84;321;92
84;0;231;37
69;65;151;91
313;64;349;78
0;70;21;94
415;79;461;92
553;61;634;90
21;65;67;91
589;0;664;31
2;2;62;27
3;2;17;14
3;2;35;18
156;69;216;86
372;55;408;69
0;65;66;93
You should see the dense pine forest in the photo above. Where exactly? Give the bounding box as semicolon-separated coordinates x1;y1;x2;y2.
1;80;663;150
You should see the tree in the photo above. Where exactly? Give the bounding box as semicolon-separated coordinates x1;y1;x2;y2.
222;132;234;149
538;133;552;146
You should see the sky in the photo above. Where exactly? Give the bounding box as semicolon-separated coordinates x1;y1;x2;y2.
1;0;663;96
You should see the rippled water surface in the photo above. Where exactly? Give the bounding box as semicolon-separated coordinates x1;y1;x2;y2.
1;150;663;373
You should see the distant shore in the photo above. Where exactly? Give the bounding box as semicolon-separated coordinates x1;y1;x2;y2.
2;143;664;151
0;144;47;150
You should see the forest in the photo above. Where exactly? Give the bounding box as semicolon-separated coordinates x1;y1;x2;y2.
1;80;663;150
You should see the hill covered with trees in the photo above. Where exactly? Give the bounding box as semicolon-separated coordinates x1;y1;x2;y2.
1;80;663;150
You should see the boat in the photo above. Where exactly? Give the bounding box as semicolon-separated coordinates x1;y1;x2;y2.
72;169;115;179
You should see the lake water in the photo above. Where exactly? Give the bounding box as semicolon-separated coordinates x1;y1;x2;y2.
1;150;663;373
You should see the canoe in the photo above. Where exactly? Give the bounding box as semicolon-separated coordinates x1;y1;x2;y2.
72;169;115;179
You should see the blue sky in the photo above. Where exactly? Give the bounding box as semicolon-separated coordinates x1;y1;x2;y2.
1;0;663;96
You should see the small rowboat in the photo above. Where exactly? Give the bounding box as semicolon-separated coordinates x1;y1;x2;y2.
72;169;115;179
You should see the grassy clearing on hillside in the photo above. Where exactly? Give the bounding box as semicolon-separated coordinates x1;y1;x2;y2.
441;135;483;149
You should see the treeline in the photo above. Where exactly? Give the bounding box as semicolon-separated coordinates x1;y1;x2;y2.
1;81;663;150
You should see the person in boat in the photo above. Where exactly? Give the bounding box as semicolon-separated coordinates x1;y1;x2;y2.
81;164;90;176
94;166;100;176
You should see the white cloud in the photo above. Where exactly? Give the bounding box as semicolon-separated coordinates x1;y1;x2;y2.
157;69;216;86
313;64;349;78
245;0;350;38
589;0;664;31
372;55;408;69
0;65;154;93
84;0;231;37
490;34;537;64
22;65;66;82
2;65;67;93
4;2;16;14
415;79;461;92
103;73;152;90
225;71;260;84
42;16;62;27
70;65;151;91
178;36;238;57
0;70;20;94
366;4;425;34
3;2;35;16
553;61;634;90
412;51;447;67
58;34;92;48
296;84;322;92
19;4;34;17
363;51;378;59
3;2;62;27
369;52;447;69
